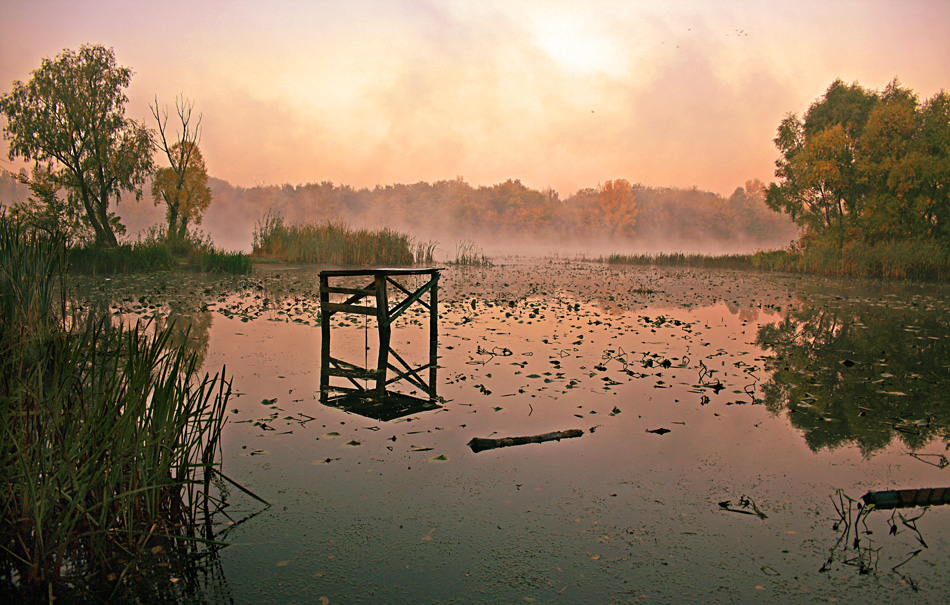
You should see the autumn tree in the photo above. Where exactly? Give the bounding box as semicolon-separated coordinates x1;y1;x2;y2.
767;78;950;247
597;179;638;237
0;44;153;247
150;96;211;240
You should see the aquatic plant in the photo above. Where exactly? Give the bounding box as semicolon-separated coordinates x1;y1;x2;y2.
450;240;492;266
0;218;233;599
606;241;950;281
65;225;252;275
252;211;415;266
413;239;437;265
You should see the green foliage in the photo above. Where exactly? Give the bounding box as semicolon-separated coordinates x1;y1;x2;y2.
67;240;177;274
196;247;253;274
252;211;415;265
65;226;251;275
4;164;91;244
0;218;231;597
768;79;950;248
0;45;154;247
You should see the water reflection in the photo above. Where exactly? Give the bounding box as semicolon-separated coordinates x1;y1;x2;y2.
756;296;950;455
318;268;441;421
319;341;441;421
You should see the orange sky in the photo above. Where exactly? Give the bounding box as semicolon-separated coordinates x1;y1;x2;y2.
1;0;948;197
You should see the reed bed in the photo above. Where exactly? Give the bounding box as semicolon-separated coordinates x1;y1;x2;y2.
606;252;752;270
68;240;177;274
67;228;252;275
252;211;415;266
0;219;234;600
606;241;950;281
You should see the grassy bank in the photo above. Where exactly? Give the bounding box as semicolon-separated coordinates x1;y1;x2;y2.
252;212;418;266
0;221;234;600
607;240;950;281
67;230;252;275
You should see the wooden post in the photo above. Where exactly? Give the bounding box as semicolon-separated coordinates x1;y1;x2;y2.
319;273;331;401
429;272;439;392
374;273;390;397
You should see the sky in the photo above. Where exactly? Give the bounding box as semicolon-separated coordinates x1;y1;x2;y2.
1;0;947;198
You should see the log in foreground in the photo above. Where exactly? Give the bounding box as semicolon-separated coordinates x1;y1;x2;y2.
862;487;950;509
467;429;584;453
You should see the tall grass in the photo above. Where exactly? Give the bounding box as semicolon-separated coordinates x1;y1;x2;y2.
0;219;233;599
413;239;437;265
752;241;950;280
606;241;950;281
450;240;492;266
252;211;415;266
606;252;752;270
67;226;252;275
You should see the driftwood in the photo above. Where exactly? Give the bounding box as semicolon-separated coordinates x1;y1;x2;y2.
862;487;950;509
467;429;584;453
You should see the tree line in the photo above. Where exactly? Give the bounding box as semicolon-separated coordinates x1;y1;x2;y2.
176;176;797;251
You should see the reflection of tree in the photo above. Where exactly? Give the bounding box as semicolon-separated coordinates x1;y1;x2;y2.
756;299;950;455
157;302;213;370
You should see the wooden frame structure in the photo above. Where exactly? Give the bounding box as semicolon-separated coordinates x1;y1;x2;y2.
319;268;440;418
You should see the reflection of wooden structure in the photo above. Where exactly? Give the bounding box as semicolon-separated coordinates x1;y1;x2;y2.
319;268;440;419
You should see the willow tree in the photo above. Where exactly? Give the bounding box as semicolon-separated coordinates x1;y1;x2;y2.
0;44;153;247
150;96;211;240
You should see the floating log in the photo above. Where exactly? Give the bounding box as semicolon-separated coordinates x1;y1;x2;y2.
467;429;584;453
861;487;950;509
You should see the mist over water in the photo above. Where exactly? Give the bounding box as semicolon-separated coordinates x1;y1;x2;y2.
111;173;797;256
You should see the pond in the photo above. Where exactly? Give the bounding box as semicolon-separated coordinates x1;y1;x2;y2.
80;259;950;603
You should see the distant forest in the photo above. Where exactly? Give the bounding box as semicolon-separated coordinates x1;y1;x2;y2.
1;169;797;254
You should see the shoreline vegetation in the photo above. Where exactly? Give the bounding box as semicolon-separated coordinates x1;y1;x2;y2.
251;210;433;266
67;229;253;275
606;240;950;281
0;220;235;600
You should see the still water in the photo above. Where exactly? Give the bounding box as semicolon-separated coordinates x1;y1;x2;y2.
84;259;950;603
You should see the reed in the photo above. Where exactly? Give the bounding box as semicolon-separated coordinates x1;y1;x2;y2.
0;218;233;599
65;226;252;275
605;252;752;270
450;240;492;266
606;241;950;281
413;239;437;265
252;211;415;266
67;240;177;274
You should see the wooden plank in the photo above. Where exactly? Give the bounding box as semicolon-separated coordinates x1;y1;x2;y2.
321;286;375;296
320;267;441;277
323;302;377;316
326;367;382;379
387;279;435;323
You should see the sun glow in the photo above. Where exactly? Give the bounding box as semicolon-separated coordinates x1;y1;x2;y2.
530;13;628;77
